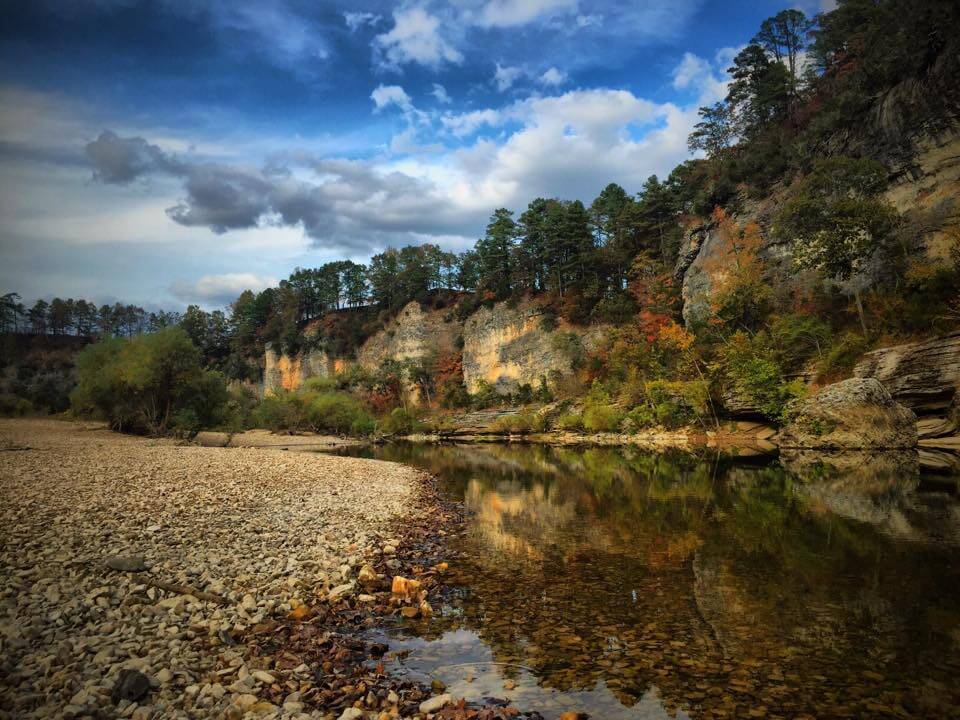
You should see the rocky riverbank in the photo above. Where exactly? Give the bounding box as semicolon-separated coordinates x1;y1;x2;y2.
0;419;466;719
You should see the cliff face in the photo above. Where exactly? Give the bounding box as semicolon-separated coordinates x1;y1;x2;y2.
677;132;960;327
262;301;460;398
357;301;459;369
462;300;606;393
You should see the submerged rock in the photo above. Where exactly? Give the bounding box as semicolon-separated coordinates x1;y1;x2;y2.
779;378;917;449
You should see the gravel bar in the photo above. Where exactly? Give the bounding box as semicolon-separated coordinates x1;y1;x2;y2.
0;419;422;720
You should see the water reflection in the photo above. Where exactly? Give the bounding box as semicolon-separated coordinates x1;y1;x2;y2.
343;443;960;719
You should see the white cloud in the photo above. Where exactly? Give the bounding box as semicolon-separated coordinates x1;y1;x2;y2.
538;67;567;86
494;63;523;91
441;108;503;137
370;84;414;113
575;13;602;28
171;273;278;305
373;6;463;70
343;11;380;32
431;83;452;104
671;51;730;105
475;0;577;27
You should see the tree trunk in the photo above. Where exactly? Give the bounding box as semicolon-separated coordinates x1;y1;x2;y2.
853;289;868;336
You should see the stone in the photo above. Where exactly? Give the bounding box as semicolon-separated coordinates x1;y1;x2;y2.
252;670;275;684
337;709;364;720
854;331;960;412
779;378;917;450
240;594;257;612
357;564;378;585
112;669;152;703
234;693;258;710
419;694;453;714
400;606;419;618
390;576;420;597
106;555;148;573
156;668;173;684
328;583;354;601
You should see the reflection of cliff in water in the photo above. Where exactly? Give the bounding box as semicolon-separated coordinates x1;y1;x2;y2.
344;443;960;719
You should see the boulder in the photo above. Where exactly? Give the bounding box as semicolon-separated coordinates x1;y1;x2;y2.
853;331;960;413
778;378;917;449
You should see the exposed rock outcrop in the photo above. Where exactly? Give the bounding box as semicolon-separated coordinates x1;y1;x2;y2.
853;331;960;413
263;345;336;393
357;301;459;369
462;300;606;394
779;378;917;449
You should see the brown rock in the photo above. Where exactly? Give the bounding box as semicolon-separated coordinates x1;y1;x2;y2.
779;378;917;449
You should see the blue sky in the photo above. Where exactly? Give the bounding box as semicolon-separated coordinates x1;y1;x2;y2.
0;0;831;310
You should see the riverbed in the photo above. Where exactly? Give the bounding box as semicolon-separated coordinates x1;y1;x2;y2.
337;442;960;719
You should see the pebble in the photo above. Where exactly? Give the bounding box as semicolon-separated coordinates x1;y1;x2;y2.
419;693;453;713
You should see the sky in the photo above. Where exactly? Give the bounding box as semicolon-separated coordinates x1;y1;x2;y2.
0;0;832;311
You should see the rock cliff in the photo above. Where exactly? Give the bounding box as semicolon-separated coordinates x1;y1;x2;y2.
462;300;606;393
677;132;960;327
853;331;960;413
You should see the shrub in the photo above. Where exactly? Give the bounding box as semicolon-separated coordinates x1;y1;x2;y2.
716;332;806;421
378;407;421;435
0;394;34;417
556;412;583;431
70;328;230;436
819;331;873;380
470;379;502;409
253;390;309;433
582;403;624;432
307;392;374;435
768;313;831;372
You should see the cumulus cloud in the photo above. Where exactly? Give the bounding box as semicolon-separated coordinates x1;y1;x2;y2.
88;79;709;255
84;130;182;184
373;7;462;70
441;108;503;137
370;84;414;113
494;63;523;91
671;50;731;105
538;67;567;86
170;272;278;305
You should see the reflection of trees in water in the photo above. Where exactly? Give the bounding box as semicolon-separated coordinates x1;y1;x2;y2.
371;443;960;717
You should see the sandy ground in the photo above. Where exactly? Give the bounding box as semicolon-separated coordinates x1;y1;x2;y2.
0;419;423;719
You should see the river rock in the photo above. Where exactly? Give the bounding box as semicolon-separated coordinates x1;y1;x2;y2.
419;694;453;713
112;669;151;703
854;331;960;413
105;555;147;572
779;378;917;449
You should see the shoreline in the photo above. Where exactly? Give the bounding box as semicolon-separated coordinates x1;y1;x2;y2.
0;418;469;719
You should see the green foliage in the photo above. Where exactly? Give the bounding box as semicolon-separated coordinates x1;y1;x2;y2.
70;327;230;436
0;393;34;417
582;403;624;433
716;332;806;421
307;392;374;436
253;390;309;433
818;331;873;380
555;411;583;431
492;409;545;434
377;407;421;436
776;157;899;281
768;313;831;372
640;379;712;429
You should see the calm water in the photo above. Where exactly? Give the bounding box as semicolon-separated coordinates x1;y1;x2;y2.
338;443;960;719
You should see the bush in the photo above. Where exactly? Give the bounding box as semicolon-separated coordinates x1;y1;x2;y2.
252;390;309;432
378;407;421;435
819;331;873;380
70;328;230;436
555;411;583;431
307;392;374;435
768;313;831;372
716;332;806;421
582;403;624;432
0;394;34;417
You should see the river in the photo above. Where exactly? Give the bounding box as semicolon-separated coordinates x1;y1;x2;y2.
335;443;960;719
